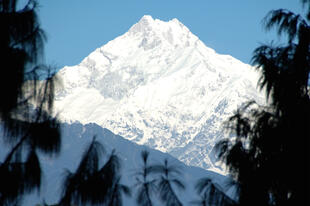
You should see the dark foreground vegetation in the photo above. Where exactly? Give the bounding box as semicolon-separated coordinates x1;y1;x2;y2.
215;1;310;205
0;0;309;205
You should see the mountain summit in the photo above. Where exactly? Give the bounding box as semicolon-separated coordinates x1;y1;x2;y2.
55;16;264;172
128;15;196;49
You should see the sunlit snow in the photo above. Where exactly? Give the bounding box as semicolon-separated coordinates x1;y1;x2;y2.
54;15;265;173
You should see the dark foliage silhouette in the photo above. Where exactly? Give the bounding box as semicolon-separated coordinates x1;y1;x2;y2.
191;192;209;206
134;150;157;206
192;178;235;206
216;1;310;205
59;137;124;206
0;0;61;205
108;176;131;206
152;158;185;206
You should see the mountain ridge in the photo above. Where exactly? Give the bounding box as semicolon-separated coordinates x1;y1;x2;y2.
54;15;264;172
18;122;233;205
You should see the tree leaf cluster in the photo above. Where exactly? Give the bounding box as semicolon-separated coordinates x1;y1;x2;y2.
216;1;310;205
0;1;61;205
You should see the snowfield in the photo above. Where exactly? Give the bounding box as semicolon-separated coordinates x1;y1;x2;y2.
54;15;264;172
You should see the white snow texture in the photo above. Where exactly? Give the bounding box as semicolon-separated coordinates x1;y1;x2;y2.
54;15;264;173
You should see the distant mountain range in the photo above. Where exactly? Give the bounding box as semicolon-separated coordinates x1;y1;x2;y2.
54;15;264;172
17;122;234;205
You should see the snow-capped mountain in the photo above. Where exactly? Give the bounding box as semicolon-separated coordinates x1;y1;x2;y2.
55;15;264;172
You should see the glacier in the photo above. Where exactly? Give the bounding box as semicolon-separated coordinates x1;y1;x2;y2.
54;15;264;173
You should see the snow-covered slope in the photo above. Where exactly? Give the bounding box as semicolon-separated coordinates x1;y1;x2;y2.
55;15;264;172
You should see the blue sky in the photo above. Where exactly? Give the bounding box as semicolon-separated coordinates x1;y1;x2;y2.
37;0;303;68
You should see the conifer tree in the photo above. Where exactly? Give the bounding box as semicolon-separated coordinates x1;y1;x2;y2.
108;176;131;206
134;150;157;206
193;178;235;206
216;1;310;205
0;0;61;205
59;138;122;206
152;158;185;206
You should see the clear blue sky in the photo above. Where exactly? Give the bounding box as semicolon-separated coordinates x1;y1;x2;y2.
37;0;303;68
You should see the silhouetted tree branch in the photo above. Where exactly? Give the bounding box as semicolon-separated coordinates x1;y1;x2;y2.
216;1;310;205
0;0;62;205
